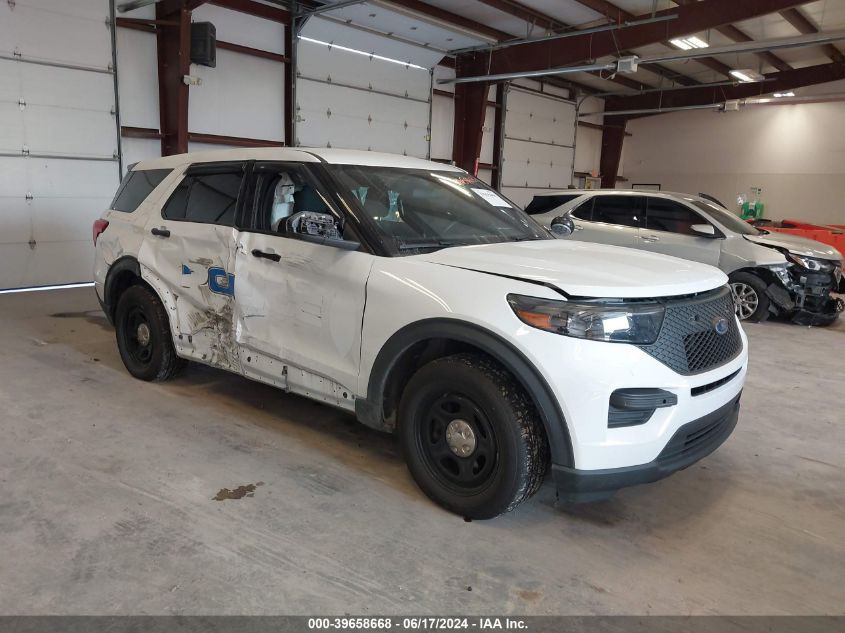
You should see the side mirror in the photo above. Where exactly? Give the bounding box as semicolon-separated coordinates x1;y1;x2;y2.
550;216;575;237
690;223;717;237
287;211;360;251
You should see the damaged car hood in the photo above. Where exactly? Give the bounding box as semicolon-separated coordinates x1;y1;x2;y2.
745;233;843;261
414;239;727;298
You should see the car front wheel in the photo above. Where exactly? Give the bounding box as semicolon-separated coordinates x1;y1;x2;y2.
398;353;548;519
730;272;770;322
115;284;185;381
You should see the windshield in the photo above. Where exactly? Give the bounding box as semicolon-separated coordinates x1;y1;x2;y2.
326;165;549;254
691;200;760;236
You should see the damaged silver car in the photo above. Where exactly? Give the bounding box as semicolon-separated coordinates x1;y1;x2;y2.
528;190;844;325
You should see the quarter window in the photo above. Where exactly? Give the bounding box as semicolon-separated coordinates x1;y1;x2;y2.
591;195;644;228
570;199;593;221
162;172;243;226
110;168;171;212
646;198;708;235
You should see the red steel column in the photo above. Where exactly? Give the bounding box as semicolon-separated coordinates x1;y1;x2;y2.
157;1;192;156
451;53;490;175
599;116;627;188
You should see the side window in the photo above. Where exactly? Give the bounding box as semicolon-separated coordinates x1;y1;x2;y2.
591;195;644;228
162;171;243;226
646;198;708;235
249;164;336;235
570;198;593;221
110;168;171;212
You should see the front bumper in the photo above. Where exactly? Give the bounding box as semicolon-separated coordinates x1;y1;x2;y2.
553;393;741;502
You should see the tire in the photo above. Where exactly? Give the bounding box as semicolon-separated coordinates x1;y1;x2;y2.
729;272;770;322
115;284;186;382
398;353;549;519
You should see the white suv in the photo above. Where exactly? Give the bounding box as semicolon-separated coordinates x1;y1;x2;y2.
94;149;748;519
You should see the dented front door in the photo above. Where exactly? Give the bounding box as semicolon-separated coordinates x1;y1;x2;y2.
233;231;373;406
141;162;245;371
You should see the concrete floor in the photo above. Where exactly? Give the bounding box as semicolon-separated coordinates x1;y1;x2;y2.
0;287;842;615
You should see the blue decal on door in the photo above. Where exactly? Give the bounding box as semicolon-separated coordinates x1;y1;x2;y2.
207;267;235;296
181;264;193;275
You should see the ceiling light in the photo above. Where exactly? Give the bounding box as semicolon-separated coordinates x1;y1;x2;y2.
773;91;795;97
730;69;764;83
686;36;709;48
670;36;709;50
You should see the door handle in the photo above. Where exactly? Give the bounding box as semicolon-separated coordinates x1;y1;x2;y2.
640;234;660;242
251;249;281;262
151;227;170;238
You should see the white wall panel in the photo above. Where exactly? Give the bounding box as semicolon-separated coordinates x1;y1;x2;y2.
189;49;284;142
122;137;161;170
430;93;454;161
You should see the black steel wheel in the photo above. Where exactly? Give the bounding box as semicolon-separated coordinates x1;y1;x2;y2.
115;284;185;382
399;354;548;519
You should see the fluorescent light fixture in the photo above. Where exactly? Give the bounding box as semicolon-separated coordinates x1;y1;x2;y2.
298;35;428;71
686;36;709;48
0;282;94;295
730;69;764;83
670;36;709;50
773;91;795;97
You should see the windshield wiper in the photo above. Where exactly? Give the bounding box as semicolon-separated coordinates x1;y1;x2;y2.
396;239;469;251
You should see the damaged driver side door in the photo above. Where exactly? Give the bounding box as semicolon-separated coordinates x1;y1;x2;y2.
232;162;373;409
143;161;246;371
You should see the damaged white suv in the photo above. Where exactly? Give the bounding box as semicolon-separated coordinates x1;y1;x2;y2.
94;149;748;519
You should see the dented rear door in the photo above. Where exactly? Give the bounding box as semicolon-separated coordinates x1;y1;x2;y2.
141;161;246;371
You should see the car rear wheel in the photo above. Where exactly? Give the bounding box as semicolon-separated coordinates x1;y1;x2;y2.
115;284;185;381
398;353;548;519
729;272;770;322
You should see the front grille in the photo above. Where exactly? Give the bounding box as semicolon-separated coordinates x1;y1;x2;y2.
691;368;741;397
639;286;742;375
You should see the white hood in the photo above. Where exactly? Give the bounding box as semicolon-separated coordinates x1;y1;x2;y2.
415;239;727;299
745;232;843;261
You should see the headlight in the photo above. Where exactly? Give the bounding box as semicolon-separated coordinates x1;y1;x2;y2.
507;294;665;344
786;253;835;272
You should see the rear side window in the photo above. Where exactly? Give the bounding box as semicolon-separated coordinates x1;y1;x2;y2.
571;198;593;221
524;194;581;215
162;172;243;226
646;198;707;235
110;169;172;212
592;195;644;228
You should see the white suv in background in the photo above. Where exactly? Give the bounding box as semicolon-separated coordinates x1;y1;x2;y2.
93;149;747;519
528;190;843;326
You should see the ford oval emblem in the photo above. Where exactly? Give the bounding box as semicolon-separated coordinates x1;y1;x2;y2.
714;317;729;336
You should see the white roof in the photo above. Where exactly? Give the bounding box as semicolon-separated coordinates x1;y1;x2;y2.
134;147;464;172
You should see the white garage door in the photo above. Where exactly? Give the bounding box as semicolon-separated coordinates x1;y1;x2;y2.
296;17;434;158
0;0;120;289
500;85;576;208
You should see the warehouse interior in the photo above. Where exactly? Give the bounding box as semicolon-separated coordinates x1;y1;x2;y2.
1;0;844;619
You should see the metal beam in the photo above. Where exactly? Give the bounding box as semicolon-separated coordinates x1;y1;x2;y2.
451;54;490;173
156;1;191;156
599;117;627;188
671;0;791;72
468;0;664;90
780;7;845;63
602;61;845;113
471;0;811;78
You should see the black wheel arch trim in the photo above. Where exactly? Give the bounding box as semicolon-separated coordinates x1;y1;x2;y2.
102;255;142;324
356;318;574;468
